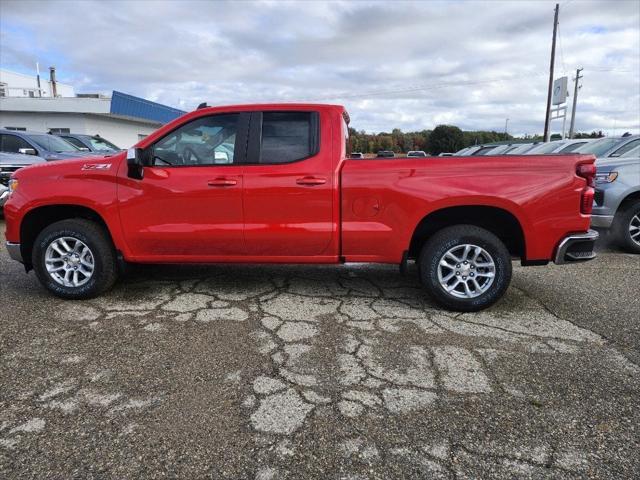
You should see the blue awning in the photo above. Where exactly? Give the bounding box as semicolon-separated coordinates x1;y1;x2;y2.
110;91;185;124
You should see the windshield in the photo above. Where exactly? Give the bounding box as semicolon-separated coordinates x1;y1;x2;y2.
557;141;588;153
82;135;120;151
533;142;565;154
62;136;89;150
573;138;624;157
29;134;80;153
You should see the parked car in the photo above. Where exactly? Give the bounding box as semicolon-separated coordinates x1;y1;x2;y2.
0;151;46;208
505;143;539;155
4;103;598;311
525;139;595;155
407;150;427;157
573;135;640;160
53;133;121;153
0;129;94;161
591;144;640;253
350;152;364;159
376;150;395;158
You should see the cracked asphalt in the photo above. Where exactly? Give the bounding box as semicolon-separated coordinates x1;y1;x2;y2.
1;220;639;479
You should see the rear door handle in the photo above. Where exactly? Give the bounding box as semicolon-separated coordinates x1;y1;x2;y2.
208;178;237;187
296;176;327;186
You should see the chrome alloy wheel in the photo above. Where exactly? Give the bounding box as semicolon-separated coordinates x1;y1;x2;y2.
44;236;95;287
629;214;640;247
437;244;496;299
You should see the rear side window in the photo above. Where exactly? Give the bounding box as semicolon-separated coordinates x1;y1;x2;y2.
260;112;318;164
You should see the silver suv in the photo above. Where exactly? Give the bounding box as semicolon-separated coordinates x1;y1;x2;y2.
592;143;640;253
0;151;46;208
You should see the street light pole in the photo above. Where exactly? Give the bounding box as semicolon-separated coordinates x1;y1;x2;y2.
568;67;583;139
543;3;559;142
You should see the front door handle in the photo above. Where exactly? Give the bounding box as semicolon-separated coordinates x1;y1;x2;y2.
208;178;237;187
296;176;327;186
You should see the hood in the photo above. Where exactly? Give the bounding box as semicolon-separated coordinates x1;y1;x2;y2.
0;152;47;166
596;156;640;171
43;151;101;161
12;152;124;179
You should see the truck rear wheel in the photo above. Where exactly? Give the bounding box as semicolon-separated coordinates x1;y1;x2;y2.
32;219;118;299
418;225;512;312
615;199;640;254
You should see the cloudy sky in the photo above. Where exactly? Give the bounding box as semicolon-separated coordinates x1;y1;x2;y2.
1;0;638;136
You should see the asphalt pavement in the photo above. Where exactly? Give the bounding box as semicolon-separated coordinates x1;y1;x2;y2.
1;220;639;479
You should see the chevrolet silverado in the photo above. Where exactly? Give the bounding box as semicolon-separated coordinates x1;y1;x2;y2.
3;104;598;311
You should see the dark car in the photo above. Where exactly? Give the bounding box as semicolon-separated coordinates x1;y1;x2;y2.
376;150;395;158
0;129;92;161
53;133;121;153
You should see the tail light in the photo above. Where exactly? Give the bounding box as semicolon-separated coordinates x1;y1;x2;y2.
576;162;596;214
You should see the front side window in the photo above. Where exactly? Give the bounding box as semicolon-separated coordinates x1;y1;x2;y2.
260;112;318;164
0;134;33;153
152;114;239;166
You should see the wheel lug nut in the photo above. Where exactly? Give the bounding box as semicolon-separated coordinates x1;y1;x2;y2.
456;264;460;268
462;276;466;280
464;261;468;265
456;272;460;275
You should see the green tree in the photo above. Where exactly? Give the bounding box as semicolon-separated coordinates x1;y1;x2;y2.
428;125;464;155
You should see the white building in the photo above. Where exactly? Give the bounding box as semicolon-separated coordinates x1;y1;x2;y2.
0;68;75;98
0;69;185;148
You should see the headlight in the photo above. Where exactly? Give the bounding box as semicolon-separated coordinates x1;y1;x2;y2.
8;178;18;195
595;171;618;184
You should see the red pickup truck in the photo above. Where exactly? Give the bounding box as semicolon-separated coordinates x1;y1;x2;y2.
3;104;598;311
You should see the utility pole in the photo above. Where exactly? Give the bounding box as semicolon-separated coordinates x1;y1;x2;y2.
504;118;509;137
543;3;559;142
568;67;583;139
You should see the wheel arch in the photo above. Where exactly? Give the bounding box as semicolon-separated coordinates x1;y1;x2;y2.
19;204;115;269
408;205;526;260
616;189;640;213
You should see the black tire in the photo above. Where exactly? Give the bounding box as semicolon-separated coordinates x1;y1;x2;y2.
418;225;512;312
614;200;640;254
32;219;118;299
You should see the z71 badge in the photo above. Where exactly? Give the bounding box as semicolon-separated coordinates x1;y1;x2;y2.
81;163;112;170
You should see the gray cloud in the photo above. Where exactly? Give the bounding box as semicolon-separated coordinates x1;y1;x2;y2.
1;0;638;135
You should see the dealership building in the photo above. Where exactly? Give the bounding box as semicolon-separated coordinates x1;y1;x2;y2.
0;68;185;148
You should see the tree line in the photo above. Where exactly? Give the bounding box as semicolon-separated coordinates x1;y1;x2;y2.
348;126;605;155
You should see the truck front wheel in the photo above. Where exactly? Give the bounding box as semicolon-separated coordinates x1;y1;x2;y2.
418;225;512;312
32;219;118;299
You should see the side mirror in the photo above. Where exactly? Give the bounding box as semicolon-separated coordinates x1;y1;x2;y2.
127;148;145;180
18;148;37;156
78;147;91;152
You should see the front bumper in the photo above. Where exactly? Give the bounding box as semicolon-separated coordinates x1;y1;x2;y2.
554;230;599;265
6;242;23;263
0;185;8;208
590;214;615;229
